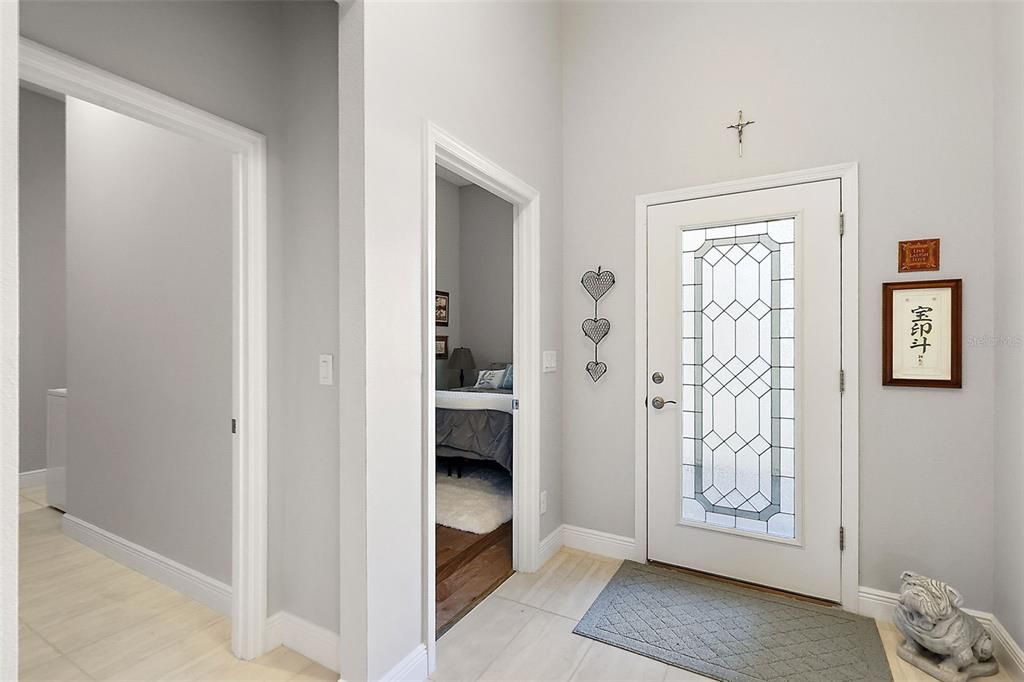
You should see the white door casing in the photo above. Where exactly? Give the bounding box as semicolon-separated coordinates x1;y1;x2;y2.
646;180;843;601
18;38;269;659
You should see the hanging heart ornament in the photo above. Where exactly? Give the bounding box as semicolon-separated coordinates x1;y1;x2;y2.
581;269;615;302
586;361;607;382
582;317;610;345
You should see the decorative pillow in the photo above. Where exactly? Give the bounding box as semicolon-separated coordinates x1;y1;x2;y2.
500;364;514;390
474;368;506;390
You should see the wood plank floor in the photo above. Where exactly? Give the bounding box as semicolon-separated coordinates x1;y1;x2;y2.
432;547;1019;682
436;522;513;636
18;486;334;681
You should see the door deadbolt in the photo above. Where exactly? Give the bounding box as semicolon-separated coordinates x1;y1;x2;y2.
652;371;664;384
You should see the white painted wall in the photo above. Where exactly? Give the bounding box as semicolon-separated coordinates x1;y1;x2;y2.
356;2;563;676
561;2;997;609
18;88;64;473
435;177;461;389
993;0;1024;647
22;0;339;630
459;185;514;373
65;98;233;581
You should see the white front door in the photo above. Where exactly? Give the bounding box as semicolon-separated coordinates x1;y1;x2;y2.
646;180;843;602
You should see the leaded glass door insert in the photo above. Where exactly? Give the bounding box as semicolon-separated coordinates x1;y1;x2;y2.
646;179;842;602
680;219;795;539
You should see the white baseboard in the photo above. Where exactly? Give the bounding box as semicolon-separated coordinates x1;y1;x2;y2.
380;643;428;682
265;611;339;674
858;586;1024;679
538;526;563;567
19;467;45;488
62;514;231;616
560;524;638;561
537;524;639;566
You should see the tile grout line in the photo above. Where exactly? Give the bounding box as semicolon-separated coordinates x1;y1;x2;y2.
469;595;551;681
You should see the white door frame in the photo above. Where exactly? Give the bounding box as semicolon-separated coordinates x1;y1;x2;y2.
422;122;542;671
633;163;860;611
12;38;270;660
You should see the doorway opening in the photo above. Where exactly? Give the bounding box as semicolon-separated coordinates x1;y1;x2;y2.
16;39;269;662
432;163;516;635
423;124;543;670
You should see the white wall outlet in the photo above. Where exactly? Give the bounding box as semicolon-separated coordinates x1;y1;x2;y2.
542;350;558;373
318;354;334;386
540;489;548;515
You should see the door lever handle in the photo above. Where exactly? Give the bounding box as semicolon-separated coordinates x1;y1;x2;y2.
651;396;677;410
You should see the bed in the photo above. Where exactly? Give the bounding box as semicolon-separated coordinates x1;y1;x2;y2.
436;386;514;473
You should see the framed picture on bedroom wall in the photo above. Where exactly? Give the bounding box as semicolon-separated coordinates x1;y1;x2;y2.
435;335;449;360
435;290;450;327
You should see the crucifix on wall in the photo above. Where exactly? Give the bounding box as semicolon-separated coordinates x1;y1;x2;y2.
726;110;756;158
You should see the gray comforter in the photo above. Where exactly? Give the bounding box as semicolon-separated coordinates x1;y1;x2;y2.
436;407;513;472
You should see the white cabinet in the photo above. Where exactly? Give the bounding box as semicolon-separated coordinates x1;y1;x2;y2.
45;388;66;511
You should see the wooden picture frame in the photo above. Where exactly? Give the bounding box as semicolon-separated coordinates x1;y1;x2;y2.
435;290;450;327
882;279;962;388
435;335;449;359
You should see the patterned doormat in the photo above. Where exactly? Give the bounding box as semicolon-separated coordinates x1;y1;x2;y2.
574;562;893;682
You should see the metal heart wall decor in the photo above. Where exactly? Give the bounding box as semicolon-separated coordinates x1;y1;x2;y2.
582;317;610;345
581;269;616;302
580;266;615;382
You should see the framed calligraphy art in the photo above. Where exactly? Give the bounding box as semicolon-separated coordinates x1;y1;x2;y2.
882;279;962;388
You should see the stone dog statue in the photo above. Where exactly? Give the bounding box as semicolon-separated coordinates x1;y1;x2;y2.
894;571;998;682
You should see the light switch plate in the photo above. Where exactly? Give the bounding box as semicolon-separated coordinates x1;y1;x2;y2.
543;350;558;373
318;354;334;386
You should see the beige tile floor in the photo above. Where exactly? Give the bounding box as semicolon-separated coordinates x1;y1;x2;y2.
18;486;335;682
17;485;1016;682
434;548;1018;682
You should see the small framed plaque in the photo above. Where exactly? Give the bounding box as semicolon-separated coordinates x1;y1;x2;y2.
435;335;449;360
882;279;962;388
898;238;940;272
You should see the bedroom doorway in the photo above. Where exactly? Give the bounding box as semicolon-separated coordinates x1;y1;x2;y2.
423;124;542;669
432;162;516;635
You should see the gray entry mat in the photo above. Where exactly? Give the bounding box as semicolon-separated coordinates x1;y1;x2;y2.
574;561;893;682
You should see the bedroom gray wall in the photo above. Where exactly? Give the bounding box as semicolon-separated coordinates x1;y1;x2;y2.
561;2;997;610
21;0;340;629
435;176;461;389
993;0;1024;647
18;88;65;474
65;98;234;582
459;184;514;373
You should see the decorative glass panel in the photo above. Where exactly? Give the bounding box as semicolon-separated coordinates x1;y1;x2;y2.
680;219;796;539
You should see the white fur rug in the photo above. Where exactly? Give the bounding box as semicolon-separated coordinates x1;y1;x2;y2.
436;462;512;535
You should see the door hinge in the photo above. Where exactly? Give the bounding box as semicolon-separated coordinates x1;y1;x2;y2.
839;369;846;394
839;213;846;237
839;526;846;551
512;398;520;411
231;418;237;434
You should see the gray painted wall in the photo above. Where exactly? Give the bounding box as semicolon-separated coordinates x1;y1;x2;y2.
459;185;514;373
65;98;233;582
993;0;1024;647
436;176;461;389
22;0;339;629
561;2;996;609
278;0;341;631
18;88;65;473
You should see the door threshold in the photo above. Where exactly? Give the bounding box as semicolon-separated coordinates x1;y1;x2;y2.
647;560;839;608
